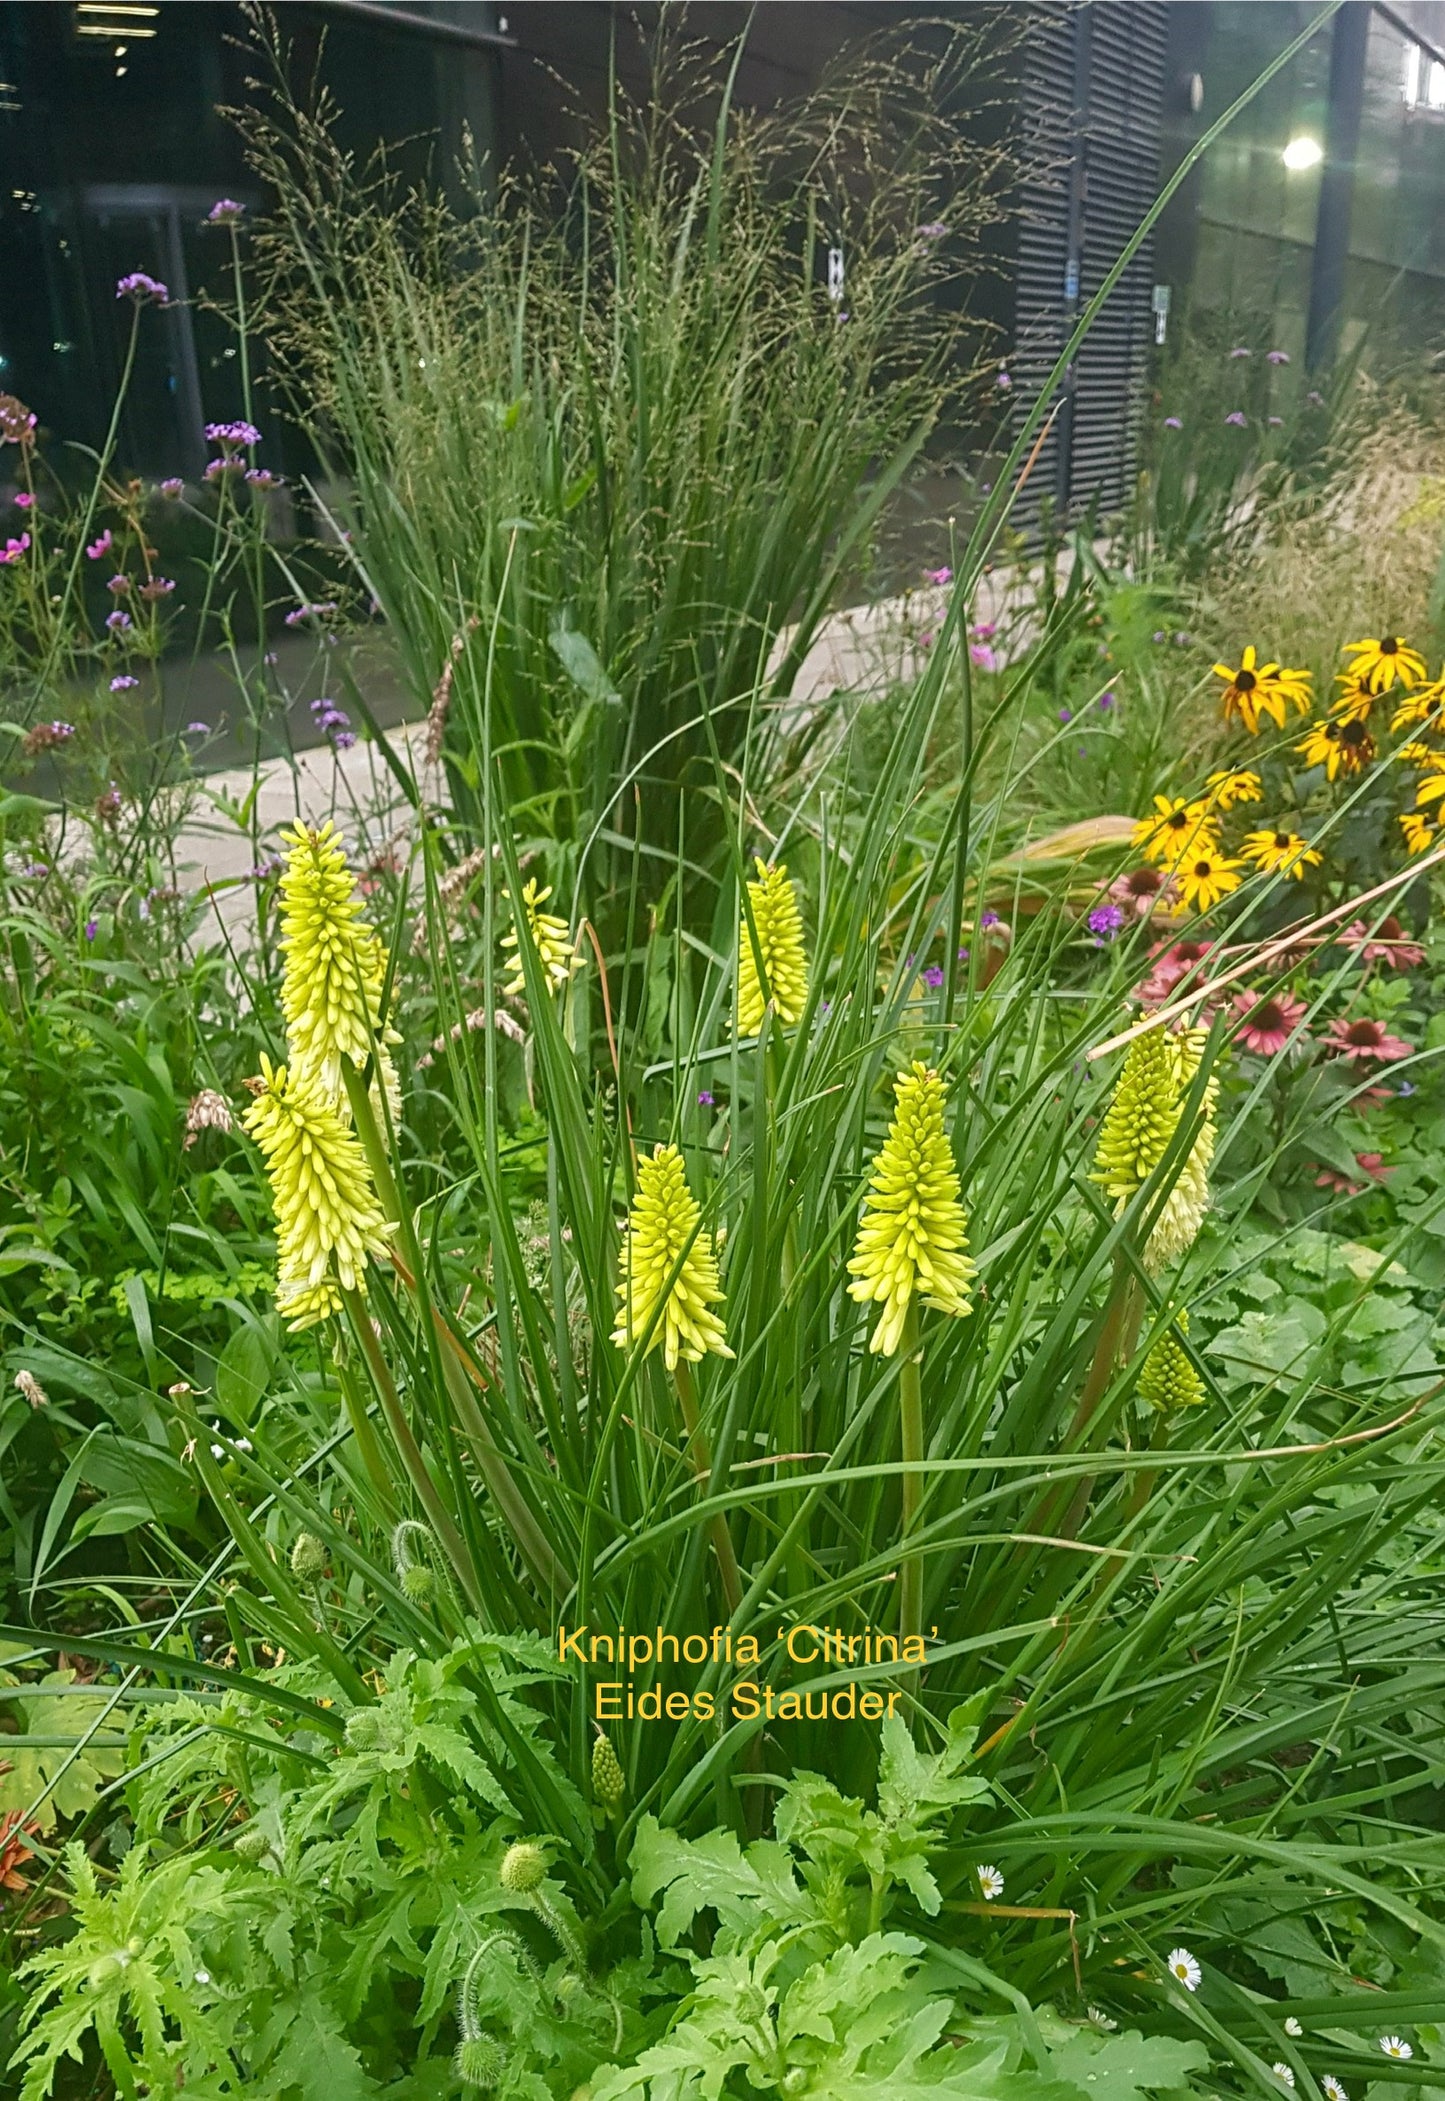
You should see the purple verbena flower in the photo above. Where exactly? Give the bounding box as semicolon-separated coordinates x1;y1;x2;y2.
83;918;97;940
139;576;175;601
957;945;970;961
1098;690;1115;710
109;674;139;691
105;609;131;632
1088;902;1125;940
1058;705;1073;723
996;371;1012;389
245;468;278;489
1267;349;1290;364
106;572;129;595
697;1089;716;1107
158;477;184;499
116;272;168;305
207;199;245;225
1225;411;1247;427
1163;416;1182;429
979;910;1000;930
1229;346;1251;358
923;965;945;989
21;861;47;877
204;419;261;449
184;721;211;735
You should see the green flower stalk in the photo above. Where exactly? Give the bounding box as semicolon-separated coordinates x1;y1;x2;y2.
736;858;808;1037
592;1732;625;1813
848;1062;974;1658
502;878;579;998
611;1144;733;1370
242;1056;392;1328
1091;1023;1217;1275
847;1063;975;1357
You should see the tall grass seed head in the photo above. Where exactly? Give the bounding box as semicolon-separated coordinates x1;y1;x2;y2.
242;1056;392;1328
611;1143;733;1369
278;821;391;1096
847;1061;975;1355
502;878;578;997
736;858;808;1036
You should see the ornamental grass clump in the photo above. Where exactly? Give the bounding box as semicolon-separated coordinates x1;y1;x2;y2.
736;858;809;1036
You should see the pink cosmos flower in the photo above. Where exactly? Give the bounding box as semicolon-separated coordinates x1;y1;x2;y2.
0;532;30;564
12;491;33;509
1324;1017;1413;1064
1336;916;1426;969
923;565;952;585
970;643;998;671
86;529;112;560
1231;987;1307;1055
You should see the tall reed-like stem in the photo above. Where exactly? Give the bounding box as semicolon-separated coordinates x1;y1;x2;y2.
897;1299;924;1657
672;1357;742;1618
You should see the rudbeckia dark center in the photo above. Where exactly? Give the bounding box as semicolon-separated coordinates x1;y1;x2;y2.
1235;669;1257;692
1191;858;1211;877
1273;833;1290;849
1346;1021;1383;1044
1343;720;1368;745
1381;638;1399;654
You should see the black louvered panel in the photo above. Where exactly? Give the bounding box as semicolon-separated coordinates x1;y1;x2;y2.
1069;2;1168;514
1010;0;1075;525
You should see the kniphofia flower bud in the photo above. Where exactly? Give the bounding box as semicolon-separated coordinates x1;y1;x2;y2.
611;1143;733;1370
736;858;808;1037
847;1062;975;1355
242;1056;392;1328
1137;1311;1205;1413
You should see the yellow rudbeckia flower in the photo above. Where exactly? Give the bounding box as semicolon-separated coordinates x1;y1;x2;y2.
1343;634;1427;693
1241;827;1323;878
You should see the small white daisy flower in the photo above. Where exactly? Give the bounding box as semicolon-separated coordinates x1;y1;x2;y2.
976;1864;1004;1901
1166;1947;1202;1992
1322;2076;1347;2101
1379;2038;1412;2062
1284;2019;1303;2038
1088;2008;1118;2033
1271;2065;1295;2088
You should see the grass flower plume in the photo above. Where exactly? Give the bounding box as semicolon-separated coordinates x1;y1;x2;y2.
848;1062;975;1355
611;1144;732;1369
242;1056;392;1328
736;858;809;1036
503;879;579;998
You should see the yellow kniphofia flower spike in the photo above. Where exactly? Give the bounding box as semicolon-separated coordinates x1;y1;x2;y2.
502;879;579;998
847;1062;975;1356
736;859;808;1037
242;1056;392;1329
611;1143;733;1370
278;820;399;1123
1092;1024;1217;1274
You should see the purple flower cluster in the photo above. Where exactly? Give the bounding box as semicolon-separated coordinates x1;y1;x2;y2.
922;964;945;989
107;572;129;595
158;477;184;499
310;694;356;750
109;674;139;692
1;532;29;564
1088;902;1125;943
138;575;175;601
697;1089;716;1108
86;529;112;561
204;420;262;449
245;467;279;490
1224;411;1247;427
207;199;245;225
105;608;131;632
117;272;169;305
285;600;338;627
